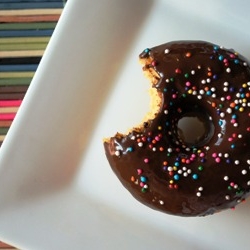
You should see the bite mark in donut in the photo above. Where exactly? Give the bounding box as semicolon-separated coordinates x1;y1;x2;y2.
104;41;250;216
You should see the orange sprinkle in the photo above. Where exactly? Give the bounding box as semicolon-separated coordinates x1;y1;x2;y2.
230;102;236;108
185;52;191;57
131;176;135;182
211;102;216;108
159;147;164;152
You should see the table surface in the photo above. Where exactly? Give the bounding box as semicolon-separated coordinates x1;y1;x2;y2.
0;1;65;248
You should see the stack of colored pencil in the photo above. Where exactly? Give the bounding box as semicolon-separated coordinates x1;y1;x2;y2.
0;0;65;150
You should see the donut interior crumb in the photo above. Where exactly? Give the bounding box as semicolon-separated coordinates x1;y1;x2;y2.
104;56;162;143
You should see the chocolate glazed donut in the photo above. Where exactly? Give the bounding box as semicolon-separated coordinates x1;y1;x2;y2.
104;41;250;216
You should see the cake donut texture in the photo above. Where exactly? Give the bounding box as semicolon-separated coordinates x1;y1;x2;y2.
104;41;250;216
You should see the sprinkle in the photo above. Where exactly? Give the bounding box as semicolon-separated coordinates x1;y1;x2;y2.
192;174;198;180
224;176;229;181
226;68;231;73
242;169;247;175
165;49;170;54
144;158;149;163
159;200;164;205
115;150;121;156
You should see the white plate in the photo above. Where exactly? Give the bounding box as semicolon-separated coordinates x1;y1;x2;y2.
0;0;250;249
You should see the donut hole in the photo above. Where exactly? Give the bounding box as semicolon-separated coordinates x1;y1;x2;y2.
174;103;215;148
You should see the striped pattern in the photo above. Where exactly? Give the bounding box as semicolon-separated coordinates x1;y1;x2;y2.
0;0;64;150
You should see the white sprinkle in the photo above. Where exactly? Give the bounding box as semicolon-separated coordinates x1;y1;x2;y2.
234;184;238;189
168;166;173;171
224;81;229;86
248;180;250;185
212;94;216;98
198;186;203;191
187;169;192;174
165;49;170;54
201;79;206;84
131;136;136;140
168;148;173;153
199;89;205;95
224;153;229;158
218;133;222;138
226;108;232;114
235;160;240;165
226;68;231;73
247;159;250;164
192;90;197;95
221;97;225;102
115;150;121;156
211;87;216;92
219;112;225;118
196;192;201;197
197;95;202;99
159;200;164;205
223;87;228;92
206;78;211;83
164;110;168;115
178;170;183;174
242;169;247;175
238;134;242;138
166;79;170;83
138;142;143;147
183;172;188;177
233;123;238;127
224;176;229;181
225;195;230;200
152;147;157;151
243;62;248;66
191;70;195;75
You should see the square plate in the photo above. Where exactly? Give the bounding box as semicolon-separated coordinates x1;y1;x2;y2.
0;0;250;249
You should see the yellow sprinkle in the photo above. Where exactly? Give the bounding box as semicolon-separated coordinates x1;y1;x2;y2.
239;107;244;112
188;89;193;94
158;126;162;130
243;98;247;103
173;166;177;171
169;180;174;184
242;83;247;88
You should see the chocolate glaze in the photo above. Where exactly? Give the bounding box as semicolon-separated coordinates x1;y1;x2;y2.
104;41;250;216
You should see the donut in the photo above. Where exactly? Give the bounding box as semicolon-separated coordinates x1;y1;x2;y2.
104;41;250;216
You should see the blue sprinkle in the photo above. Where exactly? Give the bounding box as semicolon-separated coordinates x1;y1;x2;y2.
206;90;212;96
126;147;133;152
232;114;237;119
219;120;223;126
144;48;150;53
140;176;147;183
174;162;180;167
213;74;218;80
213;45;219;51
231;144;235;149
192;174;199;180
163;88;167;92
174;174;180;181
218;55;224;61
234;59;239;64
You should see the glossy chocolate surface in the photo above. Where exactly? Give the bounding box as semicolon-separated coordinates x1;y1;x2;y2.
104;41;250;216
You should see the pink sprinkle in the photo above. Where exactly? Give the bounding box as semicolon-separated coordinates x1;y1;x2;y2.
140;182;144;187
212;153;217;158
215;157;221;163
230;182;235;187
226;95;231;100
137;169;143;175
230;54;236;58
199;152;205;157
185;159;190;164
172;94;177;99
191;154;196;158
228;137;233;142
231;119;236;124
186;81;191;87
144;158;149;163
155;136;160;141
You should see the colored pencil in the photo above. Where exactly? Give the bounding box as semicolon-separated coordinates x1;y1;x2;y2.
0;107;19;113
0;2;64;10
0;85;29;93
0;50;44;58
0;100;22;107
0;120;13;127
0;9;63;16
0;14;60;23
0;113;16;120
0;22;57;30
